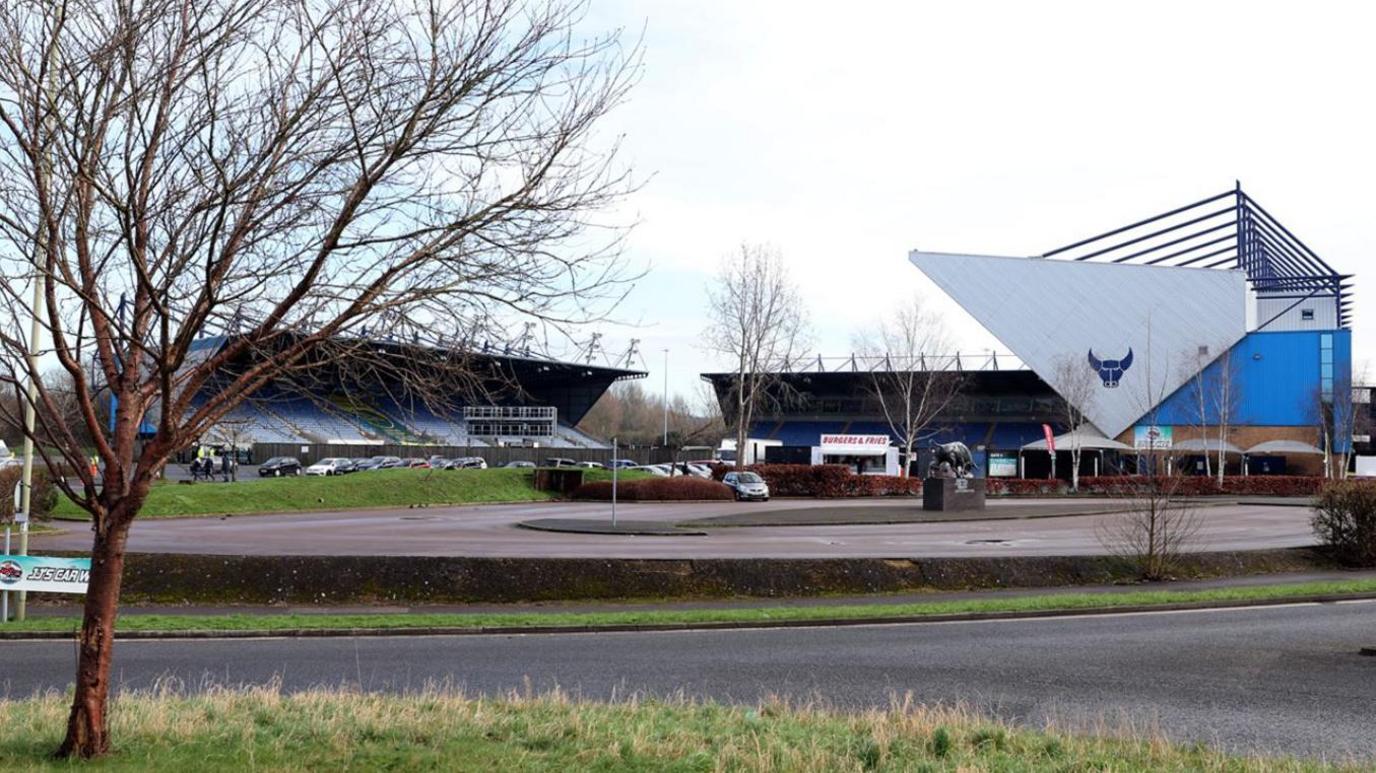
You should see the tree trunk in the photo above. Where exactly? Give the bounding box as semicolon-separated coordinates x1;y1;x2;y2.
56;517;132;759
1070;447;1080;492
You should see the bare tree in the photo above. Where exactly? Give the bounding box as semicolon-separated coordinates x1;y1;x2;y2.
0;0;638;758
704;244;809;468
1097;475;1203;580
1179;347;1215;479
854;296;961;478
1208;349;1242;485
1098;318;1202;576
1048;354;1097;491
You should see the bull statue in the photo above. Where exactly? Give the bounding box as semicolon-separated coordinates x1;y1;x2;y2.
927;441;974;479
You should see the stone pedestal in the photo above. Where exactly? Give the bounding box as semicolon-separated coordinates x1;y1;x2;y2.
922;477;986;511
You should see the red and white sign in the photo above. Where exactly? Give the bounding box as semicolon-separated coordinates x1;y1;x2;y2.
819;434;891;454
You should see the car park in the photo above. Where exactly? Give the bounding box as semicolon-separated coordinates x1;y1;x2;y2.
502;460;536;469
258;457;302;477
722;471;770;501
305;458;351;476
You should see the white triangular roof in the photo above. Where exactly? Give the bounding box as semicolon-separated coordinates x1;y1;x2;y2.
909;251;1247;438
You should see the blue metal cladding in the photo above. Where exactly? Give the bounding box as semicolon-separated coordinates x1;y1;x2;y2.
1151;329;1351;428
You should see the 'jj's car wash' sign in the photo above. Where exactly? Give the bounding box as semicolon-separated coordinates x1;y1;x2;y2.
818;434;890;455
0;555;91;594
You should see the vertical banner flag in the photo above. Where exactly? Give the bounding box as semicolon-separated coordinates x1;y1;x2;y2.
1041;423;1056;453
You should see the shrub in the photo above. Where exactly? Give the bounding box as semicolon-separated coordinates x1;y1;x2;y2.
572;477;734;502
0;465;57;521
1312;481;1376;566
707;464;921;498
1076;475;1322;498
986;478;1065;496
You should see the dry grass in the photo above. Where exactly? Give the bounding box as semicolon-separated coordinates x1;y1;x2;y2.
0;685;1357;771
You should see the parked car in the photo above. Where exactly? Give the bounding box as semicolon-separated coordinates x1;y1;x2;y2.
503;460;536;469
722;470;770;501
258;457;302;477
404;458;430;469
447;456;487;469
378;457;407;469
544;457;577;468
334;459;358;474
305;458;351;476
607;458;638;469
353;456;400;471
576;461;605;470
630;464;669;477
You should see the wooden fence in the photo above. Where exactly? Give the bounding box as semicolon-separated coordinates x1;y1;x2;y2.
247;442;680;467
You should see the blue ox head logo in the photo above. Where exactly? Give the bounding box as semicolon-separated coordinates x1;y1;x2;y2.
1087;348;1133;388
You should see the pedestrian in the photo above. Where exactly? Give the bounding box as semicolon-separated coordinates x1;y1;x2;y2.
221;453;231;482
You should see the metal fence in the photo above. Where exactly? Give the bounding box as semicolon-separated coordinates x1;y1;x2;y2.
249;442;680;467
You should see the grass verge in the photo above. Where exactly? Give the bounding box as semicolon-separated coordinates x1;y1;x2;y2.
0;687;1353;771
51;467;644;519
8;578;1376;635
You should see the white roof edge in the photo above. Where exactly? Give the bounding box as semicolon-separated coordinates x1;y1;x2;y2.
909;250;1248;276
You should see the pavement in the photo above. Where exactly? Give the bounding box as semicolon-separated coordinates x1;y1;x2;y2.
4;602;1375;760
32;497;1320;558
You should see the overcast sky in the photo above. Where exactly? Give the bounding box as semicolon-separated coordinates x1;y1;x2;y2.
577;0;1374;404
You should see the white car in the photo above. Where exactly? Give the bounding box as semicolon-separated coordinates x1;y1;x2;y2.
630;464;669;477
305;458;350;476
577;461;606;470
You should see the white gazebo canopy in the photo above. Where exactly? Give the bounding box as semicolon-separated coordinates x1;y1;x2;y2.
1244;439;1325;456
1172;438;1245;455
1021;427;1133;452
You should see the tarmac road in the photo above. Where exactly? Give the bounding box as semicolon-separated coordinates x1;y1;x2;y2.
34;497;1317;558
5;602;1374;760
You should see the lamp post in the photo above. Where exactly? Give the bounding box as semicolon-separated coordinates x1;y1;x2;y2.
662;348;669;446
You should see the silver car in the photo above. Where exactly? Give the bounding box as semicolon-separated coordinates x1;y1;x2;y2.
722;471;770;501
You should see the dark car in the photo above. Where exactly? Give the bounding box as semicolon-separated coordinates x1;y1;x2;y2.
258;457;302;477
333;459;358;474
378;457;407;469
352;456;398;471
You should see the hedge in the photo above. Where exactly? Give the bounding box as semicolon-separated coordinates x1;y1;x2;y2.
705;463;1327;499
1073;475;1325;497
572;477;735;501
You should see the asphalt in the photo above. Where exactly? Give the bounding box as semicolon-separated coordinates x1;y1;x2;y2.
33;497;1319;558
4;602;1375;761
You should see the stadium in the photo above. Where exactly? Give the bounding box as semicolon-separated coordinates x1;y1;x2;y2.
706;185;1356;479
184;333;646;462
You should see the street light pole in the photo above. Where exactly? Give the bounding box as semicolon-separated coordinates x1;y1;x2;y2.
662;348;669;446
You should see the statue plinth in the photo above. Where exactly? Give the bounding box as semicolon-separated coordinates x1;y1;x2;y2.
922;477;986;511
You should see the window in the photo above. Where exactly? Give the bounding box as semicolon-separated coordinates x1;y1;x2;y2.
1321;334;1335;400
1301;308;1315;321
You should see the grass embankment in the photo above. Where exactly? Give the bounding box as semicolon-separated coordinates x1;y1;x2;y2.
51;468;644;519
0;688;1350;771
9;578;1376;635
